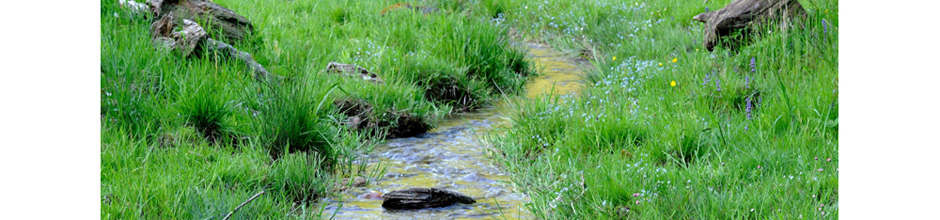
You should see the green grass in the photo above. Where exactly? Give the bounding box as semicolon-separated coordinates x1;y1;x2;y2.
482;0;839;219
101;0;532;218
102;0;838;218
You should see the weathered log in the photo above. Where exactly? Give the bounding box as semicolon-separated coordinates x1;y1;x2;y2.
148;0;254;43
150;12;207;57
693;0;805;51
150;13;275;81
203;38;276;81
382;188;476;209
325;62;384;84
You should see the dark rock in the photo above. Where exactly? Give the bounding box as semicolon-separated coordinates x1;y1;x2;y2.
693;0;805;51
382;188;476;209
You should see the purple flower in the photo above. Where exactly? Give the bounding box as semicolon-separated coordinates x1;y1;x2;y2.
703;73;710;85
822;19;828;34
705;7;709;12
750;57;756;72
746;97;752;119
716;79;721;92
745;76;750;89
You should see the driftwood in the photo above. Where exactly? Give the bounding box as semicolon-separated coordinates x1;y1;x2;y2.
148;0;254;42
151;12;207;57
382;188;476;209
325;62;384;84
693;0;805;51
142;0;277;81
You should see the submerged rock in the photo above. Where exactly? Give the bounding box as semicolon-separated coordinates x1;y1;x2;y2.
382;188;476;209
693;0;805;51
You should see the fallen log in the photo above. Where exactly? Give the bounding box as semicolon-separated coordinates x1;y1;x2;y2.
382;188;476;209
149;11;276;80
148;0;254;43
693;0;805;51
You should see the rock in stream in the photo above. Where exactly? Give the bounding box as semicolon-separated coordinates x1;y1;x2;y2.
382;188;476;210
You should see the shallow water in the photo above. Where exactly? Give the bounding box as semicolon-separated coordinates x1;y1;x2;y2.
322;43;586;220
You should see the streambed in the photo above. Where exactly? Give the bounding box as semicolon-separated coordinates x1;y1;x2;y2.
322;43;586;219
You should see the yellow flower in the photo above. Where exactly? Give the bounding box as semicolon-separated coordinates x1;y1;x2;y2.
672;58;677;63
671;81;676;87
659;63;663;66
825;9;828;13
613;56;617;61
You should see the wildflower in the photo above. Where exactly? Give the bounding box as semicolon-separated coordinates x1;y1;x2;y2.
716;79;721;92
750;208;755;212
745;76;750;89
750;57;756;72
827;158;831;162
822;19;829;34
613;56;617;61
659;63;663;67
746;97;752;119
703;73;711;85
824;9;828;13
633;193;640;197
635;200;640;204
758;165;762;169
705;7;709;12
672;58;677;63
814;156;818;160
671;81;676;87
818;168;823;172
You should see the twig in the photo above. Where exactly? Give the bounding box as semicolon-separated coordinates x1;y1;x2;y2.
223;190;265;220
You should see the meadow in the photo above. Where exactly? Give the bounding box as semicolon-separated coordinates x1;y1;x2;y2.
101;0;837;219
101;0;531;218
482;0;839;219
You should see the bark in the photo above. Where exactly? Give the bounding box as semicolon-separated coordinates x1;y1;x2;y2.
148;0;254;43
693;0;805;51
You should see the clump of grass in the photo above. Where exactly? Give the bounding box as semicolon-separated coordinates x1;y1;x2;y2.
266;152;333;204
250;79;340;165
177;72;232;143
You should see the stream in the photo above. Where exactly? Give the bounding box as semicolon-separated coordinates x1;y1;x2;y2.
321;43;587;220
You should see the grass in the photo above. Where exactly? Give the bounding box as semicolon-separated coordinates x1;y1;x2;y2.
101;0;531;218
483;0;839;219
102;0;837;219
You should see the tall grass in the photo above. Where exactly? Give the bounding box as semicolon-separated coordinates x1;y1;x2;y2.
485;0;839;219
101;0;533;218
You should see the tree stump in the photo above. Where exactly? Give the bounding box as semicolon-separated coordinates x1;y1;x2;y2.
148;0;254;43
382;188;476;209
693;0;805;51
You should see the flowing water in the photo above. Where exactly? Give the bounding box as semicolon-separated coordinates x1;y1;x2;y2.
322;43;586;219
